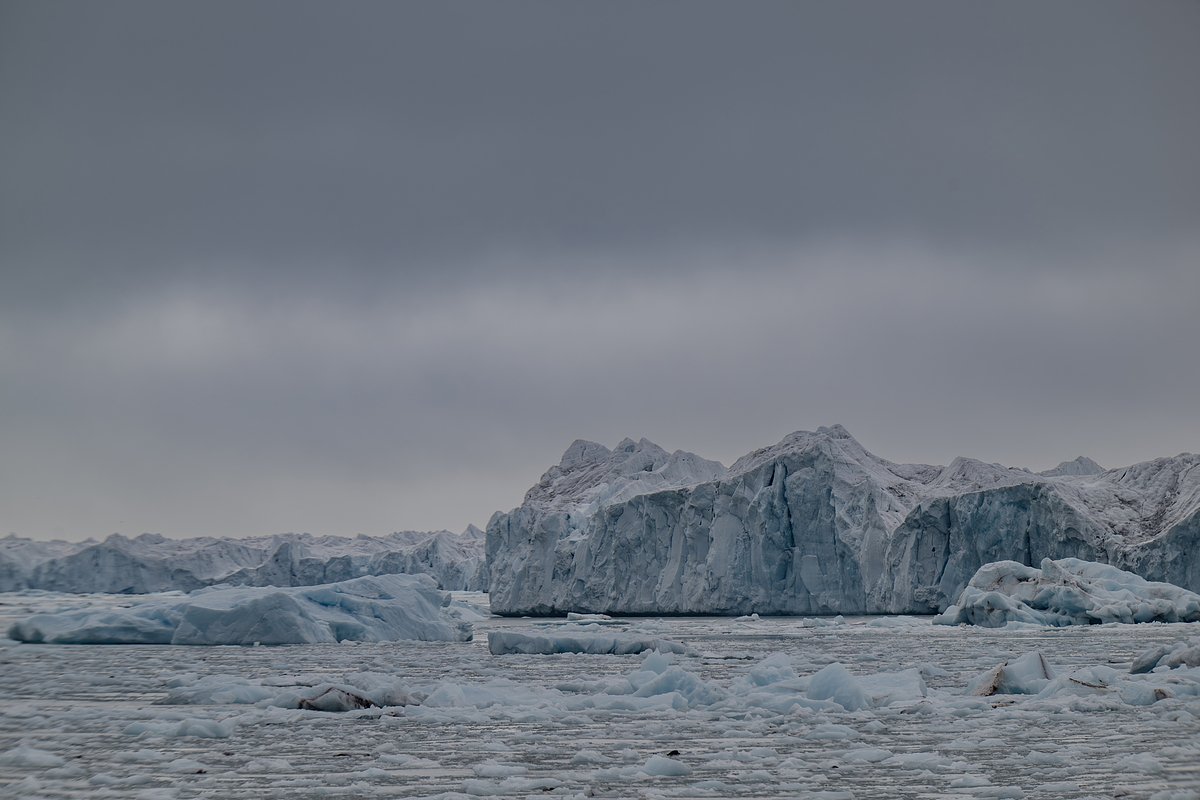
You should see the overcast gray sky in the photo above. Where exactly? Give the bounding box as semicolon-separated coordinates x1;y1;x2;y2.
2;1;1198;540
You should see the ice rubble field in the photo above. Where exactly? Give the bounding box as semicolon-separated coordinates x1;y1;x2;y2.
2;595;1199;799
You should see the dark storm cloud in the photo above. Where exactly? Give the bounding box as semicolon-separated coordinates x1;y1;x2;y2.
4;0;1198;297
1;1;1198;538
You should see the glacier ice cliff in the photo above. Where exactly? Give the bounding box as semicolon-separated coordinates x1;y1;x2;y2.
487;426;1200;615
0;527;487;594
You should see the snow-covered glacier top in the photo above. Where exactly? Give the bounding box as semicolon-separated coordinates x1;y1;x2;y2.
728;424;937;485
522;436;726;520
1039;456;1105;477
1052;454;1200;544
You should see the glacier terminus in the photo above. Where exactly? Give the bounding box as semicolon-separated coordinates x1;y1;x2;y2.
486;426;1200;616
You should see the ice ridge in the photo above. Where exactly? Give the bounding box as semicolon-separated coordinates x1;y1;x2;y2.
0;527;487;594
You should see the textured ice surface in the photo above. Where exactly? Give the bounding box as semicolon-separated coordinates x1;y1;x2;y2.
488;425;1200;615
5;574;472;645
935;558;1200;628
2;595;1198;798
0;525;488;593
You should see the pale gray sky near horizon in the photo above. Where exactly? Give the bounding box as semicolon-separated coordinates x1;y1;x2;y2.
2;1;1199;540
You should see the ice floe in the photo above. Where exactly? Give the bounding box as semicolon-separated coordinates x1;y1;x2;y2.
967;650;1056;695
6;573;472;645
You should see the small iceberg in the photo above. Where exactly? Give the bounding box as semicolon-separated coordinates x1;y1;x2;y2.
934;557;1200;628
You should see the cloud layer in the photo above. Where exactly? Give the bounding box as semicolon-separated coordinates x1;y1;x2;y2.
2;1;1197;538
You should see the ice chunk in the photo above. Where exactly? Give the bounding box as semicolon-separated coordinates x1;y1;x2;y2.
624;666;726;707
1115;753;1165;775
0;742;66;768
805;724;859;741
934;558;1200;627
165;757;208;773
7;574;472;645
160;670;420;711
639;755;692;777
806;663;871;711
857;667;928;705
295;685;377;712
472;761;527;778
1130;637;1200;673
565;612;621;624
570;749;610;765
967;651;1056;695
841;748;893;763
123;718;233;739
487;630;688;655
462;776;561;795
1031;663;1200;706
158;675;279;705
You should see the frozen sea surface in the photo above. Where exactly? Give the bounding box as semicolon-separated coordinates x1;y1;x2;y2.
1;592;1198;799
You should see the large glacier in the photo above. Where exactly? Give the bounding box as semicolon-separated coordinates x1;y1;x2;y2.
487;425;1200;615
0;526;487;594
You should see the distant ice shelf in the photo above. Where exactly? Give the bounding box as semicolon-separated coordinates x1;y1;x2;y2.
0;526;488;594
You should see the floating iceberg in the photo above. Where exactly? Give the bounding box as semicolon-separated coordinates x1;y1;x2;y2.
6;573;472;645
933;557;1200;627
967;651;1056;695
1130;637;1200;673
487;425;1200;615
1030;663;1200;707
487;630;689;655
